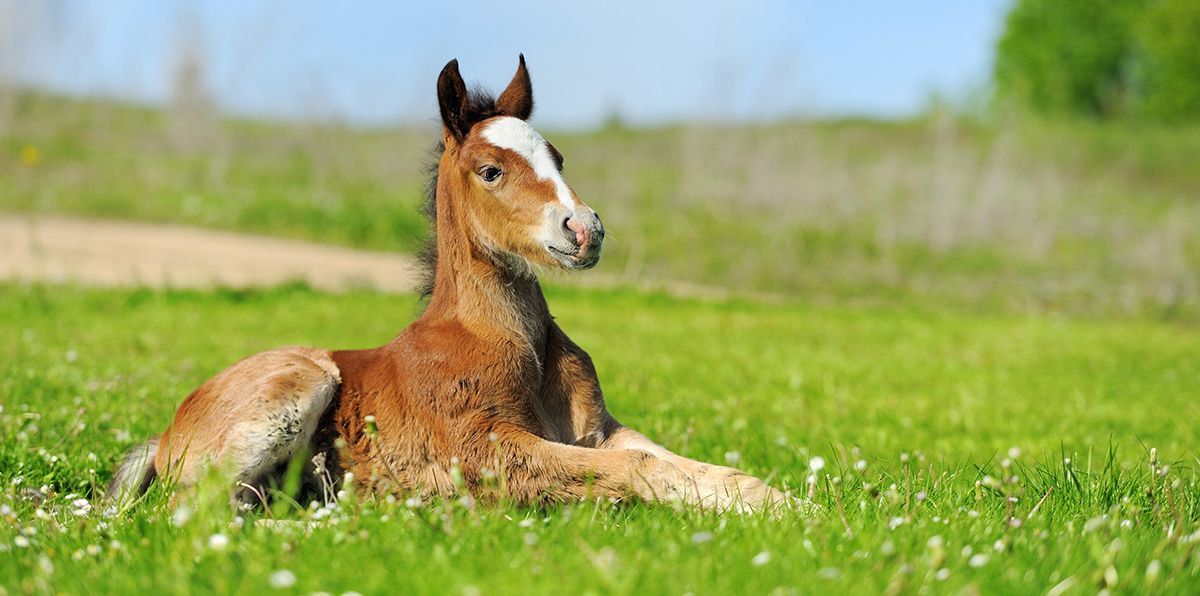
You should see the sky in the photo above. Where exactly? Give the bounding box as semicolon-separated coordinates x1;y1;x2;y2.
1;0;1012;128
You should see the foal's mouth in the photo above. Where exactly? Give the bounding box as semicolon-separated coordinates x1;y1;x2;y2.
547;244;600;269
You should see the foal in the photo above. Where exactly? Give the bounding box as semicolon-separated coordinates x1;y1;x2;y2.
109;56;794;513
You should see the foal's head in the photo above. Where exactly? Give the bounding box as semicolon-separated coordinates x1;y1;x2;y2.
434;56;604;271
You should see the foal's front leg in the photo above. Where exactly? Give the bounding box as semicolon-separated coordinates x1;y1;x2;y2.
541;325;796;512
492;425;699;506
602;424;796;513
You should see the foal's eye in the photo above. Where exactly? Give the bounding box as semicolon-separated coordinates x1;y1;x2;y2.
479;166;502;183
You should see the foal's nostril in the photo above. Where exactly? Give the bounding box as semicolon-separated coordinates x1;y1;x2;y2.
561;217;577;245
564;216;589;248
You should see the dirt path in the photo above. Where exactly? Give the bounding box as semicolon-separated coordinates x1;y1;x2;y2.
0;215;777;302
0;215;422;292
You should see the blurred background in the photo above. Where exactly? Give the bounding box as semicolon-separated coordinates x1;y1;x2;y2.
2;0;1198;318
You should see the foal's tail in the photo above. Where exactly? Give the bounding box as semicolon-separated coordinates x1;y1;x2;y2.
106;438;159;505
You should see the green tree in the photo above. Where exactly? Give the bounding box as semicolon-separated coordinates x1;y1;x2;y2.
994;0;1141;118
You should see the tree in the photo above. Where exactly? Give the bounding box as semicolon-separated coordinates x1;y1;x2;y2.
994;0;1141;118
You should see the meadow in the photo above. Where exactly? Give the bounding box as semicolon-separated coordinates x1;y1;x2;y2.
1;93;1200;593
1;284;1198;593
3;93;1200;317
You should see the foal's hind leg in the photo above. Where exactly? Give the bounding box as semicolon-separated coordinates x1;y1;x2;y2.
155;347;340;507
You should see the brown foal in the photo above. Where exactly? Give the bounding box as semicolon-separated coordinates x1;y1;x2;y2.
109;56;796;514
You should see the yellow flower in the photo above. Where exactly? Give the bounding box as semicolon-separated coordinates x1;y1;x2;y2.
19;145;40;167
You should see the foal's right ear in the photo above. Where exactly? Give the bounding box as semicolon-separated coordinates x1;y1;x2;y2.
437;59;470;141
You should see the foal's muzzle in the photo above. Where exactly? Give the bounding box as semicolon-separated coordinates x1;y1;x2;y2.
550;209;604;269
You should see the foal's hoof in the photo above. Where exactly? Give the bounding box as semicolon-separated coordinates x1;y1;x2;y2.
722;474;818;517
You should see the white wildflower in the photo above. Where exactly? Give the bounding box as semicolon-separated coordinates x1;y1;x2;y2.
969;554;989;568
1084;515;1107;533
809;456;826;472
691;531;713;544
208;533;229;551
172;504;193;527
269;569;296;589
751;551;771;566
724;451;741;465
71;498;91;516
1146;559;1161;581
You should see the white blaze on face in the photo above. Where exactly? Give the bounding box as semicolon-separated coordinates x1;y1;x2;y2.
480;116;577;209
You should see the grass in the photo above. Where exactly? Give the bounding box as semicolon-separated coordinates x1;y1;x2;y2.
2;88;1199;592
2;283;1198;594
3;93;1200;318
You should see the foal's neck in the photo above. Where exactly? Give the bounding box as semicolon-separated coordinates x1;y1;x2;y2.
423;207;551;351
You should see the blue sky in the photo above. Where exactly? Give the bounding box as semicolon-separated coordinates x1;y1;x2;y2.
3;0;1012;128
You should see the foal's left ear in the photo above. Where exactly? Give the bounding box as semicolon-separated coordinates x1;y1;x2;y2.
495;54;534;120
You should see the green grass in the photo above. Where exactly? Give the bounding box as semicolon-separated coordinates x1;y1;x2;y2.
2;283;1198;593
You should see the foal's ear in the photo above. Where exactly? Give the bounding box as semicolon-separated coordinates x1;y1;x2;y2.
495;54;534;120
437;59;470;140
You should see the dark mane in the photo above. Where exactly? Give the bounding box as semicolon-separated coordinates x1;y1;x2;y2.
418;84;501;299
